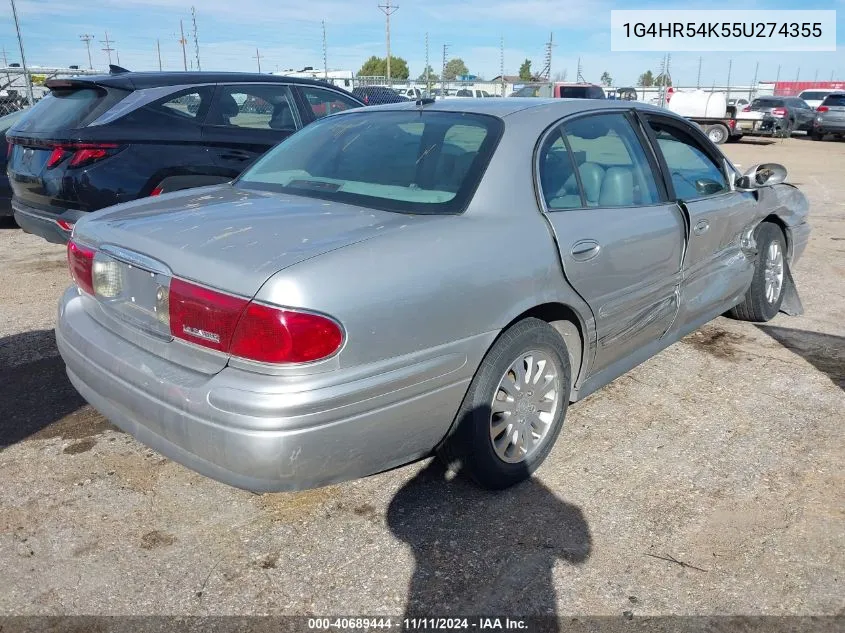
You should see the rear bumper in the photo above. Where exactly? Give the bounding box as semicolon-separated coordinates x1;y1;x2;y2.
12;199;85;244
57;287;485;492
813;119;845;134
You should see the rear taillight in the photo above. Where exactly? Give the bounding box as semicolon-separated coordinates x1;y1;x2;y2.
56;220;74;232
168;278;344;363
46;143;121;169
772;107;787;117
817;106;829;113
67;239;95;295
742;105;751;112
150;185;164;196
6;141;12;158
230;303;344;364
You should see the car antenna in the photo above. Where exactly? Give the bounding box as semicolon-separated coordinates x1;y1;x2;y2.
415;97;435;107
108;64;131;75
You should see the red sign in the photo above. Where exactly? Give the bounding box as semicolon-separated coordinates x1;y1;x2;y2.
772;81;845;96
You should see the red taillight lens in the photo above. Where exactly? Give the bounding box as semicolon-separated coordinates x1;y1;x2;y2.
56;219;75;232
67;239;95;295
168;279;248;353
817;106;829;113
69;147;111;167
772;107;787;117
230;303;343;364
6;141;13;158
47;146;68;168
168;278;344;363
742;105;751;112
150;185;164;196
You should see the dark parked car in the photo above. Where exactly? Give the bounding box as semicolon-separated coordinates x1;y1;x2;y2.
351;86;408;105
0;109;26;218
742;96;815;135
7;70;364;244
811;93;845;141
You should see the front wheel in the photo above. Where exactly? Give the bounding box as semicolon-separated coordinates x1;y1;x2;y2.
729;222;786;322
438;318;571;489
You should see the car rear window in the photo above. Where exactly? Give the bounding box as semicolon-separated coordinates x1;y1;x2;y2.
560;87;590;99
751;98;784;108
236;110;503;214
821;94;845;107
11;86;126;134
799;91;830;101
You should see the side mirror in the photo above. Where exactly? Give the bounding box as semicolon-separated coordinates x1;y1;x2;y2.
736;163;788;190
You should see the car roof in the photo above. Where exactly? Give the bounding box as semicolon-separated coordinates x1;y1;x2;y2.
46;71;346;91
355;97;668;118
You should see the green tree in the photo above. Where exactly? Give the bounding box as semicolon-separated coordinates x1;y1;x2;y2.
417;65;439;82
357;55;410;80
600;71;612;87
518;59;533;81
654;72;672;87
637;70;654;87
443;58;469;80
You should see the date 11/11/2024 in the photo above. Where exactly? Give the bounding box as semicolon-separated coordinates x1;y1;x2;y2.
307;617;528;630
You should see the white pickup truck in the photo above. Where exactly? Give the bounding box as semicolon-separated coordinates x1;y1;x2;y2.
445;87;496;99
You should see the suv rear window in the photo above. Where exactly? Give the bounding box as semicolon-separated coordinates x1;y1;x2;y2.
821;94;845;107
11;86;126;134
799;91;830;101
236;110;503;214
751;98;784;108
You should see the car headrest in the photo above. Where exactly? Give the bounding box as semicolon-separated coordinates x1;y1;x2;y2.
219;94;240;119
599;166;635;207
564;162;604;204
269;102;295;130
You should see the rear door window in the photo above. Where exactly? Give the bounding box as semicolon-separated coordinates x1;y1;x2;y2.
207;84;299;131
11;86;126;134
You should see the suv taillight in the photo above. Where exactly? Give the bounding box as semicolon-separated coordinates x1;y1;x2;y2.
168;278;344;363
771;107;787;117
742;105;751;112
816;105;830;113
67;239;95;295
47;143;121;169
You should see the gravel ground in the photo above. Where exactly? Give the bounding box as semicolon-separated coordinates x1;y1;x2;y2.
0;136;843;620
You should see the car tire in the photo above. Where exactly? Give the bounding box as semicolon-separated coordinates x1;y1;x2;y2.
437;317;571;489
811;130;825;141
705;124;730;145
729;222;787;322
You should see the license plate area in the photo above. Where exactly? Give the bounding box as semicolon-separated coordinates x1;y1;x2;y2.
93;246;173;340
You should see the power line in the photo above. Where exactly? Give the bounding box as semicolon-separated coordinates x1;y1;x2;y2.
178;20;188;71
253;48;262;73
100;30;115;65
377;0;398;82
80;34;94;70
191;6;201;71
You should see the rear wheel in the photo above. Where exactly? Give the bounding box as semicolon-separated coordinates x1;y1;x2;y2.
705;123;730;145
811;130;825;141
729;222;786;322
438;318;571;489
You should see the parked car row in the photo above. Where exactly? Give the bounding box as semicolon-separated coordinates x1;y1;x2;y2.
7;70;364;243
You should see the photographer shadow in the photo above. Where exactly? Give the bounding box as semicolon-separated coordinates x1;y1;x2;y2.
387;413;591;623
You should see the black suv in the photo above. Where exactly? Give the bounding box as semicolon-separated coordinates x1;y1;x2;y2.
8;69;364;243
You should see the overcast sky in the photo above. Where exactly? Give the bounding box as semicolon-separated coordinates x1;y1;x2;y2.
2;0;843;86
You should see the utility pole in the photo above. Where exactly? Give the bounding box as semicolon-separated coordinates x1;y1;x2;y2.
9;0;33;107
726;58;732;99
749;61;759;102
795;67;800;82
378;0;398;83
156;39;162;71
253;48;262;73
813;68;818;83
500;35;505;97
441;43;449;96
322;20;328;79
191;6;201;71
116;50;120;66
80;34;94;70
424;32;429;90
178;20;188;71
100;31;115;65
577;57;584;83
775;64;781;84
696;56;702;89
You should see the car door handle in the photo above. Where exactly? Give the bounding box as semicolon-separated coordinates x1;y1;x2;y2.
219;150;253;161
570;239;601;261
693;220;710;235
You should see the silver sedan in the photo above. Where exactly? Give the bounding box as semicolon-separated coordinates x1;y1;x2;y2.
57;98;810;491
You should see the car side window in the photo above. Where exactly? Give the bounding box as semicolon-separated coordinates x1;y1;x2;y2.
148;87;214;122
647;119;729;200
299;86;360;120
557;113;661;208
210;84;299;131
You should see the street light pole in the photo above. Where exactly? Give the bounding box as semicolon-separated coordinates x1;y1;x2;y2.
9;0;34;107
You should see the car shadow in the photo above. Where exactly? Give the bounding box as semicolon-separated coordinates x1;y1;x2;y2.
735;138;777;146
0;329;115;448
387;423;591;624
0;215;18;229
755;325;844;391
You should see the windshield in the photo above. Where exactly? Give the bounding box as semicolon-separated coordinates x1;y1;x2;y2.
236;110;503;214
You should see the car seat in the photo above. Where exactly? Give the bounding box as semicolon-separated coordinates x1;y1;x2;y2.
269;101;296;131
